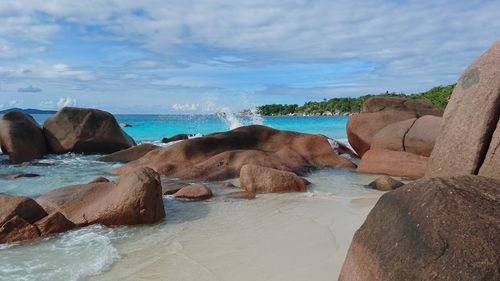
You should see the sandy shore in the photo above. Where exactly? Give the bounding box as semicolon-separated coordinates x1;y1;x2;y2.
90;187;381;281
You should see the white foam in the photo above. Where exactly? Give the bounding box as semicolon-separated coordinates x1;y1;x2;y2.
0;225;120;281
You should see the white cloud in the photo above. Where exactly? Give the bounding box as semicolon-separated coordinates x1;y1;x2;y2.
57;97;77;108
9;99;23;107
172;103;199;111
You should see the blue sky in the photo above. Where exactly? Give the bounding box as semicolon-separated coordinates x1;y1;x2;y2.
0;0;499;114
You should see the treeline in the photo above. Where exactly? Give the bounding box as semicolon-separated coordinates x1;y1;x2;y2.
257;84;454;116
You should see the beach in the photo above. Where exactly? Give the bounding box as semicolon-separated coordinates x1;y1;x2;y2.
0;115;382;281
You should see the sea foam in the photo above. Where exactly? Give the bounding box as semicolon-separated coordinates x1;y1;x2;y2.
0;225;120;281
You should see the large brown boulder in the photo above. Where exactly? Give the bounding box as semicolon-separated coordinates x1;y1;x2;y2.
0;111;47;163
37;167;165;226
111;125;356;181
239;164;307;193
43;107;136;154
347;97;443;157
404;115;443;157
358;149;428;179
371;115;442;157
339;176;500;281
98;143;159;163
0;194;48;244
427;42;500;177
371;118;417;152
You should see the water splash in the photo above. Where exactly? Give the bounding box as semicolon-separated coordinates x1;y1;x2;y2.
216;107;264;130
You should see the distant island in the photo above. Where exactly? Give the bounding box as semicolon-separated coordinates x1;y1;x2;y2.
0;108;57;114
256;84;454;116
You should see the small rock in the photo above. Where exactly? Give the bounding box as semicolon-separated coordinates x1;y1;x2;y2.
367;176;404;191
161;134;193;144
173;184;213;200
119;123;132;128
4;173;40;180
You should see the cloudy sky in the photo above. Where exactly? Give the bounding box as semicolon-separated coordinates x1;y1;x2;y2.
0;0;499;114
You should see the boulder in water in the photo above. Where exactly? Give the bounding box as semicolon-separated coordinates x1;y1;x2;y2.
0;111;48;164
37;167;165;226
43;107;136;154
239;164;307;193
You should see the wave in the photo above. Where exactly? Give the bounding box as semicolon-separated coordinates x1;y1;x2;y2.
0;225;120;281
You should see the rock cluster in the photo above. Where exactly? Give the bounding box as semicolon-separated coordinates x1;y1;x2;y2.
347;97;443;178
340;41;500;281
1;167;165;244
0;107;136;164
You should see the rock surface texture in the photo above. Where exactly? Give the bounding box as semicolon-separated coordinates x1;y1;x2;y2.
427;42;500;178
339;176;500;281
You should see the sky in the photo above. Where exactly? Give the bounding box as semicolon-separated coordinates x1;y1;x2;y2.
0;0;499;114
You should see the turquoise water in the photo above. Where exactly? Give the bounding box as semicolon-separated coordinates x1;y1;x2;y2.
31;114;350;142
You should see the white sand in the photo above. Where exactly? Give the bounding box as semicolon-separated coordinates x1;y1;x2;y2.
90;190;381;281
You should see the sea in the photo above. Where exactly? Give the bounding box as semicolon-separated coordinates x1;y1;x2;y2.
0;113;383;281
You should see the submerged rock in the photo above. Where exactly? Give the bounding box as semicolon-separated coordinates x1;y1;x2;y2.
37;167;165;226
358;149;428;179
0;111;48;164
43;107;136;154
347;97;443;157
4;173;41;180
112;125;356;181
161;134;193;144
340;175;500;281
427;42;500;178
239;164;307;193
173;184;213;200
98;143;159;163
366;175;404;191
